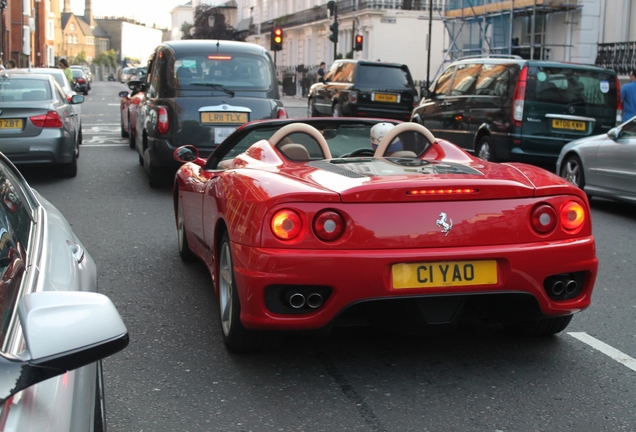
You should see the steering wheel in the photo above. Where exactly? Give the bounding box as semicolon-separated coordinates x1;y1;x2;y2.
373;122;436;158
344;148;375;158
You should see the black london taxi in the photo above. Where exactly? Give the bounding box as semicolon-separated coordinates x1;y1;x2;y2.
134;40;287;187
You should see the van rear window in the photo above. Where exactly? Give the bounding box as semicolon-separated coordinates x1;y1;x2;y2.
356;65;413;88
525;67;616;106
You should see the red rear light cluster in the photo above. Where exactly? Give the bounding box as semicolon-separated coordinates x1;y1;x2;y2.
157;106;169;134
616;76;623;122
270;208;346;242
531;201;585;234
313;210;345;241
30;111;63;128
271;209;302;240
407;188;478;196
277;108;288;119
76;78;86;84
512;66;528;128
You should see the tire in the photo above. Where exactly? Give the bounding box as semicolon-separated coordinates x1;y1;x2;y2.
121;114;129;138
143;148;163;188
78;125;83;145
93;362;107;432
128;116;135;149
58;145;78;178
218;232;266;353
504;315;573;337
476;136;495;161
560;154;585;189
307;98;319;117
332;102;343;117
176;195;196;262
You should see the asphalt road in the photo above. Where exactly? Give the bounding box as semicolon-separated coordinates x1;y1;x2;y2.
21;81;636;432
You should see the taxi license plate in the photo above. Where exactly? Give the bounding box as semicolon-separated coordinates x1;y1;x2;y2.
0;119;23;129
201;112;248;125
392;260;498;289
373;93;398;103
552;119;586;131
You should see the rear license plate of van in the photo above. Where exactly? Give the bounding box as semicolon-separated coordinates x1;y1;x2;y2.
0;119;23;129
373;93;398;103
552;119;586;131
201;112;248;124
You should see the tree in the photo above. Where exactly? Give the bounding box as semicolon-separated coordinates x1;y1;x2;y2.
181;22;194;40
187;6;240;41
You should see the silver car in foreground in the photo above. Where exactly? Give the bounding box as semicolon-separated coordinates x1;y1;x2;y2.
557;115;636;203
0;152;128;431
0;72;84;177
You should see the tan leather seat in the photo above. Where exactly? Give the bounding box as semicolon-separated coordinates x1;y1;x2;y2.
280;143;311;161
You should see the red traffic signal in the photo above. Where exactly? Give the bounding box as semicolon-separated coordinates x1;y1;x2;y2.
354;34;363;51
271;27;283;51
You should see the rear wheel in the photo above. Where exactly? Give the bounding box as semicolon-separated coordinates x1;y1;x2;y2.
128;116;135;149
560;154;585;189
58;143;78;178
504;315;573;336
307;98;319;117
476;136;495;161
218;232;268;353
177;196;196;262
332;102;343;117
93;362;107;432
143;148;163;188
121;113;129;138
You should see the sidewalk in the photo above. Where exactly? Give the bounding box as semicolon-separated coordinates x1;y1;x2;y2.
281;94;307;108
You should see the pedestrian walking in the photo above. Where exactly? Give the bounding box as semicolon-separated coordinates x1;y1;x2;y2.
317;62;326;82
621;69;636;122
58;58;73;84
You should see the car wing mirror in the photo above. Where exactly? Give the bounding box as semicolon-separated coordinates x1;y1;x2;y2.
71;94;85;104
118;90;129;98
174;145;206;167
607;128;619;140
0;292;129;404
420;87;431;99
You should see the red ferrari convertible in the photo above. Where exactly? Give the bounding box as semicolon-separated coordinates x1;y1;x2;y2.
173;118;598;353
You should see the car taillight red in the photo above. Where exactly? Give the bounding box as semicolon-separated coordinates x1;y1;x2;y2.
560;201;585;232
30;111;63;128
313;210;345;242
157;106;169;134
271;209;302;240
531;203;557;234
616;76;623;122
277;108;288;119
512;66;528;128
76;78;86;84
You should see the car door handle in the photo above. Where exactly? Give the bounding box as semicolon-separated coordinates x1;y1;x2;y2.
67;241;85;263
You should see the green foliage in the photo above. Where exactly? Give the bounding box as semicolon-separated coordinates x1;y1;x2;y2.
93;49;118;69
188;5;241;40
72;51;87;65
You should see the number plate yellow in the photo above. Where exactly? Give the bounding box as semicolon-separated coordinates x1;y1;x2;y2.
0;119;23;129
373;93;398;103
552;119;586;131
201;112;248;124
392;260;498;289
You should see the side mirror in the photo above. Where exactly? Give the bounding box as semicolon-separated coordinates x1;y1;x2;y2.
607;128;619;140
0;292;128;404
70;94;85;104
420;87;431;99
118;90;129;98
174;145;206;166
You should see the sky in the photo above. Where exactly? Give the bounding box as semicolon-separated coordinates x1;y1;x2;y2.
70;0;185;29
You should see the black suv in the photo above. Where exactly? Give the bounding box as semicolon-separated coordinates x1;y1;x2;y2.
307;60;419;120
134;40;286;187
411;56;620;166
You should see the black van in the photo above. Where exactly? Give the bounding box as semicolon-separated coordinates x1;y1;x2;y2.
411;57;620;166
307;60;419;121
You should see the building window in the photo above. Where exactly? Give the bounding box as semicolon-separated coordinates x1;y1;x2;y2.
72;35;77;44
46;19;54;40
70;23;76;32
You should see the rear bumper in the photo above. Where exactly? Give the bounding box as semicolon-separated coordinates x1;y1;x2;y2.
230;237;597;331
0;132;75;165
343;102;413;120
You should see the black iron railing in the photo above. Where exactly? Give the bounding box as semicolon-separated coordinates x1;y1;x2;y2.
596;42;636;75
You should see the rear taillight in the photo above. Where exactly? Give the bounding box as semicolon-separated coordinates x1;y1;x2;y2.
157;106;169;134
76;78;86;84
277;108;288;119
512;66;528;127
349;91;357;103
616;76;623;123
531;203;557;234
30;111;63;128
313;210;345;242
560;201;585;232
413;94;420;108
271;209;302;240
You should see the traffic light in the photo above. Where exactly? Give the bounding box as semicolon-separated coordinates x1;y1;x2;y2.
329;22;339;44
354;34;363;51
271;27;283;51
327;1;337;17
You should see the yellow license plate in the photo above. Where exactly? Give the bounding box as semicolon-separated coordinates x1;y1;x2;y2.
373;93;398;103
552;119;586;131
0;119;23;129
392;260;498;289
201;112;248;125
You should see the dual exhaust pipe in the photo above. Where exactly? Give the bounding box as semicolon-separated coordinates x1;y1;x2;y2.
550;278;578;296
287;291;324;309
544;273;583;300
